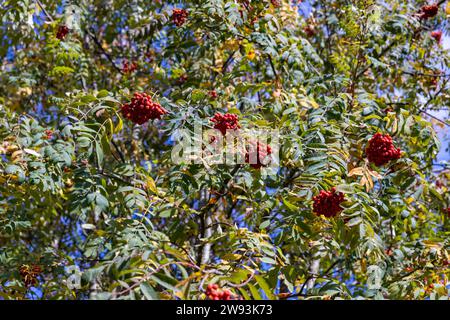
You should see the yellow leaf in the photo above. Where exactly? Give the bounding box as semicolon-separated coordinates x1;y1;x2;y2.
365;171;374;192
223;39;240;51
17;87;32;96
405;197;414;204
423;240;442;249
446;2;450;15
115;116;123;133
146;176;158;194
208;197;218;205
95;230;106;236
348;167;364;176
211;66;222;73
309;100;319;109
247;50;256;60
222;253;243;261
360;171;374;192
368;168;382;179
391;117;398;133
361;258;367;273
11;150;23;161
159;293;173;300
299;99;317;109
360;175;367;189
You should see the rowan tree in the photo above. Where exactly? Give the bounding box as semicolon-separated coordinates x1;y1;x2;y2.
0;0;449;300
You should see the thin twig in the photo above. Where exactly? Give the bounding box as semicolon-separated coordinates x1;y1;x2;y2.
111;140;126;163
283;258;343;299
35;0;54;22
84;27;124;74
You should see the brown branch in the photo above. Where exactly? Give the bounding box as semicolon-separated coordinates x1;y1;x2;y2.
34;0;54;22
421;111;450;127
111;140;126;163
84;27;124;74
267;54;278;81
222;50;236;74
197;165;242;265
114;261;200;298
225;271;255;288
282;258;343;300
419;76;449;113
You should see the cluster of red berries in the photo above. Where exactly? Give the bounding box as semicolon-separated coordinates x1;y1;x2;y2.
206;284;234;300
366;133;402;167
303;25;316;37
418;4;439;19
444;208;450;217
56;25;69;40
44;129;53;140
19;264;42;287
210;113;240;135
312;187;345;218
429;77;438;87
121;92;168;125
245;140;272;169
172;9;189;27
176;74;188;85
209;90;218;100
431;30;442;44
122;60;138;74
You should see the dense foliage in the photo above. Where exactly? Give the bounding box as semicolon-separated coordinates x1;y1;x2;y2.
1;0;450;300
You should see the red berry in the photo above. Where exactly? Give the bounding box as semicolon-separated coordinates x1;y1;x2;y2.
304;25;316;37
245;140;272;169
44;129;53;140
431;30;442;44
444;208;450;218
121;92;167;125
172;9;188;27
418;4;439;19
210;113;240;135
312;187;345;218
205;283;236;300
56;25;69;40
366;133;401;167
209;90;218;99
122;59;138;74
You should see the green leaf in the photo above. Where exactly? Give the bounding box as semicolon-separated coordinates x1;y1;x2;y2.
335;184;355;194
140;282;159;300
260;257;277;265
255;275;275;299
259;220;271;230
248;283;262;300
95;140;104;167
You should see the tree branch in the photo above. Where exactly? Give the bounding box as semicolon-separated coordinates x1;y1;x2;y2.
84;27;124;74
282;258;343;299
35;0;54;22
